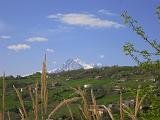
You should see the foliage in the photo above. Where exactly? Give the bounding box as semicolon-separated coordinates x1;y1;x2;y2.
121;5;160;119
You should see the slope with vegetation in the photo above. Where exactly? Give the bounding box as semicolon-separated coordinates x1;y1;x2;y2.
0;64;155;119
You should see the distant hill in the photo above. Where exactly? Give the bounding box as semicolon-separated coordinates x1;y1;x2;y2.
0;65;155;119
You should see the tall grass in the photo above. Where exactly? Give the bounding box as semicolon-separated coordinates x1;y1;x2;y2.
100;105;114;120
48;97;81;119
121;88;147;120
74;87;92;120
34;80;39;120
12;55;81;120
41;54;48;120
1;55;147;120
66;102;74;120
2;73;5;120
120;92;124;120
7;111;11;120
13;85;28;119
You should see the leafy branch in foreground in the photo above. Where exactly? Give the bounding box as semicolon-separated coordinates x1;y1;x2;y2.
123;9;160;84
121;7;160;119
121;10;160;63
121;7;160;85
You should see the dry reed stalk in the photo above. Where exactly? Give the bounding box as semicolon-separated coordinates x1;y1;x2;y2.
101;105;114;120
134;90;146;117
121;96;136;120
120;92;124;120
28;86;35;110
41;62;45;120
19;108;25;120
41;54;48;120
78;105;89;120
34;80;39;120
7;111;11;120
65;102;74;120
41;55;48;120
91;111;96;120
90;107;96;120
136;94;146;115
91;89;100;120
121;87;147;120
13;85;28;119
75;88;92;120
2;73;5;120
77;106;83;120
122;104;137;120
48;97;81;119
44;90;48;115
134;89;139;116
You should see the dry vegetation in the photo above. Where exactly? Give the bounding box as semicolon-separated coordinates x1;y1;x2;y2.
0;56;147;120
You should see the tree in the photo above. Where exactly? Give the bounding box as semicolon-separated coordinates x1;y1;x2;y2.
121;6;160;119
121;7;160;82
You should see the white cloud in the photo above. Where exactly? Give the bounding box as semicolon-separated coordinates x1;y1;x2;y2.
48;25;72;33
46;48;54;53
7;44;30;51
27;37;48;42
47;13;123;28
0;35;11;40
98;9;118;16
100;55;105;59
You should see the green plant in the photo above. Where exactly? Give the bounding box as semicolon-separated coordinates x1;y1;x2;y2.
121;6;160;119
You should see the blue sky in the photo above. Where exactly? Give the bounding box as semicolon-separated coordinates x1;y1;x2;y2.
0;0;160;75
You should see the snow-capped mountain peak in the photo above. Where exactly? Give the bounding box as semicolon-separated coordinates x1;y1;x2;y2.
47;58;103;73
62;58;93;71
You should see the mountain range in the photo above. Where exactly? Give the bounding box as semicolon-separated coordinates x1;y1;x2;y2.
48;58;103;73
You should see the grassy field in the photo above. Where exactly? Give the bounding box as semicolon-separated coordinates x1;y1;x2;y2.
0;66;155;119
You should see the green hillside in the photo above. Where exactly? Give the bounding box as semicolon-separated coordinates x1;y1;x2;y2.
0;66;155;119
